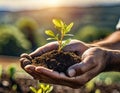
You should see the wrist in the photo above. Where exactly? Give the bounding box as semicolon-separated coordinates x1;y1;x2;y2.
86;43;100;48
105;49;120;71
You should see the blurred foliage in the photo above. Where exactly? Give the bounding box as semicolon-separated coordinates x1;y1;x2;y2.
75;25;113;43
16;17;47;50
0;6;118;56
35;30;47;47
86;72;120;92
7;64;17;79
16;17;38;31
16;17;39;50
95;72;120;84
0;19;115;56
0;25;31;56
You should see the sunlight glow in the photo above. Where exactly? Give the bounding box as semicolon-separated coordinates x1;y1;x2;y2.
1;0;120;11
46;0;61;7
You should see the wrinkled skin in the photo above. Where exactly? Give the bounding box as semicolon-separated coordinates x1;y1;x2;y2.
20;40;109;88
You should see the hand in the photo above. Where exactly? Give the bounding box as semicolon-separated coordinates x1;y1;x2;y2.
67;47;108;78
20;47;109;88
68;47;109;88
19;40;90;88
20;39;89;69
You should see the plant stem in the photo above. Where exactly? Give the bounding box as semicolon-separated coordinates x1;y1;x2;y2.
58;29;64;52
58;40;61;52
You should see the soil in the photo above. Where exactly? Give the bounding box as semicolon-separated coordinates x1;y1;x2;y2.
31;50;81;74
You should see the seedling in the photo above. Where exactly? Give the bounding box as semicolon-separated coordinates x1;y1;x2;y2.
30;83;53;93
7;64;16;79
45;19;74;52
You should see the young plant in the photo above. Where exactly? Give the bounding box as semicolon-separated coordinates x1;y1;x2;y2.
45;19;74;52
7;64;16;79
30;83;53;93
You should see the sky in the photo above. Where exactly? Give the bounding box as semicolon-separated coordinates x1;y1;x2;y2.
0;0;120;11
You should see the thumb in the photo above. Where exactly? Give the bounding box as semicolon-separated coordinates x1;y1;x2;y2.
63;40;88;56
29;42;58;57
67;63;83;77
67;57;96;77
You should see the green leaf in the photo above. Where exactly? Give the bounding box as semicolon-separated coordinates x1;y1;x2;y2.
64;34;74;37
65;22;74;33
46;86;53;93
61;38;71;49
55;34;59;40
47;38;56;40
45;30;55;37
12;84;17;91
37;89;43;93
30;87;37;93
44;84;50;91
7;65;16;78
52;19;63;28
39;83;46;89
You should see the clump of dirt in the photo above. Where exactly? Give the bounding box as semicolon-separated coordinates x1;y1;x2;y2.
31;50;81;74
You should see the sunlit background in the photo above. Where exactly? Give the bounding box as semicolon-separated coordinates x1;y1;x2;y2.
1;0;120;10
0;0;120;93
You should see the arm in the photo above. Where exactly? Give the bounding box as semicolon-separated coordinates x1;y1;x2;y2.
20;31;120;88
105;49;120;71
90;31;120;71
91;31;120;50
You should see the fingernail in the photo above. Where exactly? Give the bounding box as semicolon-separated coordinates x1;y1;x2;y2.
25;65;35;72
25;67;32;73
68;69;76;77
60;72;66;77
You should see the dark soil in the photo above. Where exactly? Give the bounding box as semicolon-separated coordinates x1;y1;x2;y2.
31;50;81;74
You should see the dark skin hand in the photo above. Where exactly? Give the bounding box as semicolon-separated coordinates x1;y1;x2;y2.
20;40;110;88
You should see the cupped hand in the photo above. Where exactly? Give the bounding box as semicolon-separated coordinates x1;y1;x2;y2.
20;40;89;69
19;40;95;88
22;47;109;88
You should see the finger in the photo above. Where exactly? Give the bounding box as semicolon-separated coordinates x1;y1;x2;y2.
25;65;70;85
63;40;81;52
35;66;60;79
35;66;83;88
36;66;75;86
68;56;96;77
25;65;62;84
20;58;31;69
25;65;43;79
20;53;32;60
35;67;72;82
35;66;63;84
75;65;101;85
20;53;28;57
29;42;58;58
63;40;88;56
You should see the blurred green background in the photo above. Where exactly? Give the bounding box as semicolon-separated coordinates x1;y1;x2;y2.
0;5;119;56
